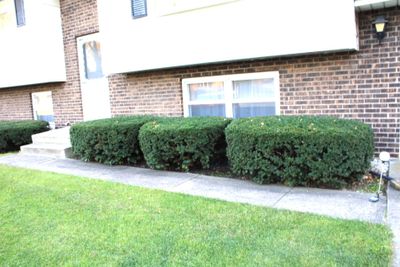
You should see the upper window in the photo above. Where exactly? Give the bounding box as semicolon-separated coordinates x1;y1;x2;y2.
131;0;147;18
182;72;280;118
14;0;25;27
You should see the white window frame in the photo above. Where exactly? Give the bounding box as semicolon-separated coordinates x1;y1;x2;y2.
182;71;280;118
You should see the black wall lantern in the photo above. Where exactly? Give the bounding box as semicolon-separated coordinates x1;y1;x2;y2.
372;16;388;43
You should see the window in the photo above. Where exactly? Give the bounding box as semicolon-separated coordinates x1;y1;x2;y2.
182;72;280;118
131;0;147;18
14;0;25;26
32;91;55;129
82;41;103;79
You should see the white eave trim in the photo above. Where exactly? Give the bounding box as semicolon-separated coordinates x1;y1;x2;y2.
355;0;399;11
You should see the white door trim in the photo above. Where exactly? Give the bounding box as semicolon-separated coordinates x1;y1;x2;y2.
77;33;111;121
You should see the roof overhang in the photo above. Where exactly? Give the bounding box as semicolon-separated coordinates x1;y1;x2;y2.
355;0;399;11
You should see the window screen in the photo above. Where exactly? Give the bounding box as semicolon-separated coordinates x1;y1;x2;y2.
14;0;25;26
182;72;280;118
132;0;147;18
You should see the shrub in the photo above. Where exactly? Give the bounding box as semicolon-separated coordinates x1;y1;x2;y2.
70;116;156;165
0;120;49;152
139;117;231;171
225;116;374;188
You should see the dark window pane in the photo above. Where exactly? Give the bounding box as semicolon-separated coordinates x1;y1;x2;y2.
233;102;275;118
132;0;147;18
14;0;25;27
189;104;225;117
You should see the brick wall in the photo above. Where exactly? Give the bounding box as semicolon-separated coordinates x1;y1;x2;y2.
0;87;34;120
108;73;183;116
109;8;400;157
0;2;398;156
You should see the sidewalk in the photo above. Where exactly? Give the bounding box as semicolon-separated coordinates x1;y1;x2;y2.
388;162;400;267
0;153;387;224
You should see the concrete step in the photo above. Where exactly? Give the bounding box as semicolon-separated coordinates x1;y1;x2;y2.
20;127;73;159
390;159;400;180
31;127;71;146
31;137;72;146
20;143;73;159
390;159;400;191
390;181;400;191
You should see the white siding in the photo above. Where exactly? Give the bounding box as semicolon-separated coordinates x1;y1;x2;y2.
0;0;66;88
355;0;399;11
98;0;358;75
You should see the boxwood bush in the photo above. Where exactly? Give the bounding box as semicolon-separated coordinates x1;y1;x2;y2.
0;120;49;152
70;116;156;165
225;116;374;188
139;117;231;171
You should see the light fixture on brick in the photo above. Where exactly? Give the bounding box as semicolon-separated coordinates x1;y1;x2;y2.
372;15;388;43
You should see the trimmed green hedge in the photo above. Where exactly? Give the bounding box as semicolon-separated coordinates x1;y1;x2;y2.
0;120;49;152
70;116;156;165
139;117;231;171
225;116;374;188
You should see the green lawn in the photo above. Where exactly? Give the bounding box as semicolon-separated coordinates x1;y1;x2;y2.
0;165;392;266
0;152;16;157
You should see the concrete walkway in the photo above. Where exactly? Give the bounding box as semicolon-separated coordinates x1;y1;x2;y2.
388;163;400;267
0;153;387;224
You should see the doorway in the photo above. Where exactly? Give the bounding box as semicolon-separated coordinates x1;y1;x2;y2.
77;33;111;121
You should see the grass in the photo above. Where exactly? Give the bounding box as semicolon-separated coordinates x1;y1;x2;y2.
0;152;16;157
0;165;392;266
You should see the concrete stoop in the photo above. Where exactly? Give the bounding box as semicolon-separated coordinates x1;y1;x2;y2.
390;160;400;191
20;127;73;159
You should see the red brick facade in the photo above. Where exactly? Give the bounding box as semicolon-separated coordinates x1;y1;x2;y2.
0;1;399;156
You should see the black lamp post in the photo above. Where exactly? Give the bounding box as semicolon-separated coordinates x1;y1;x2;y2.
372;16;388;43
